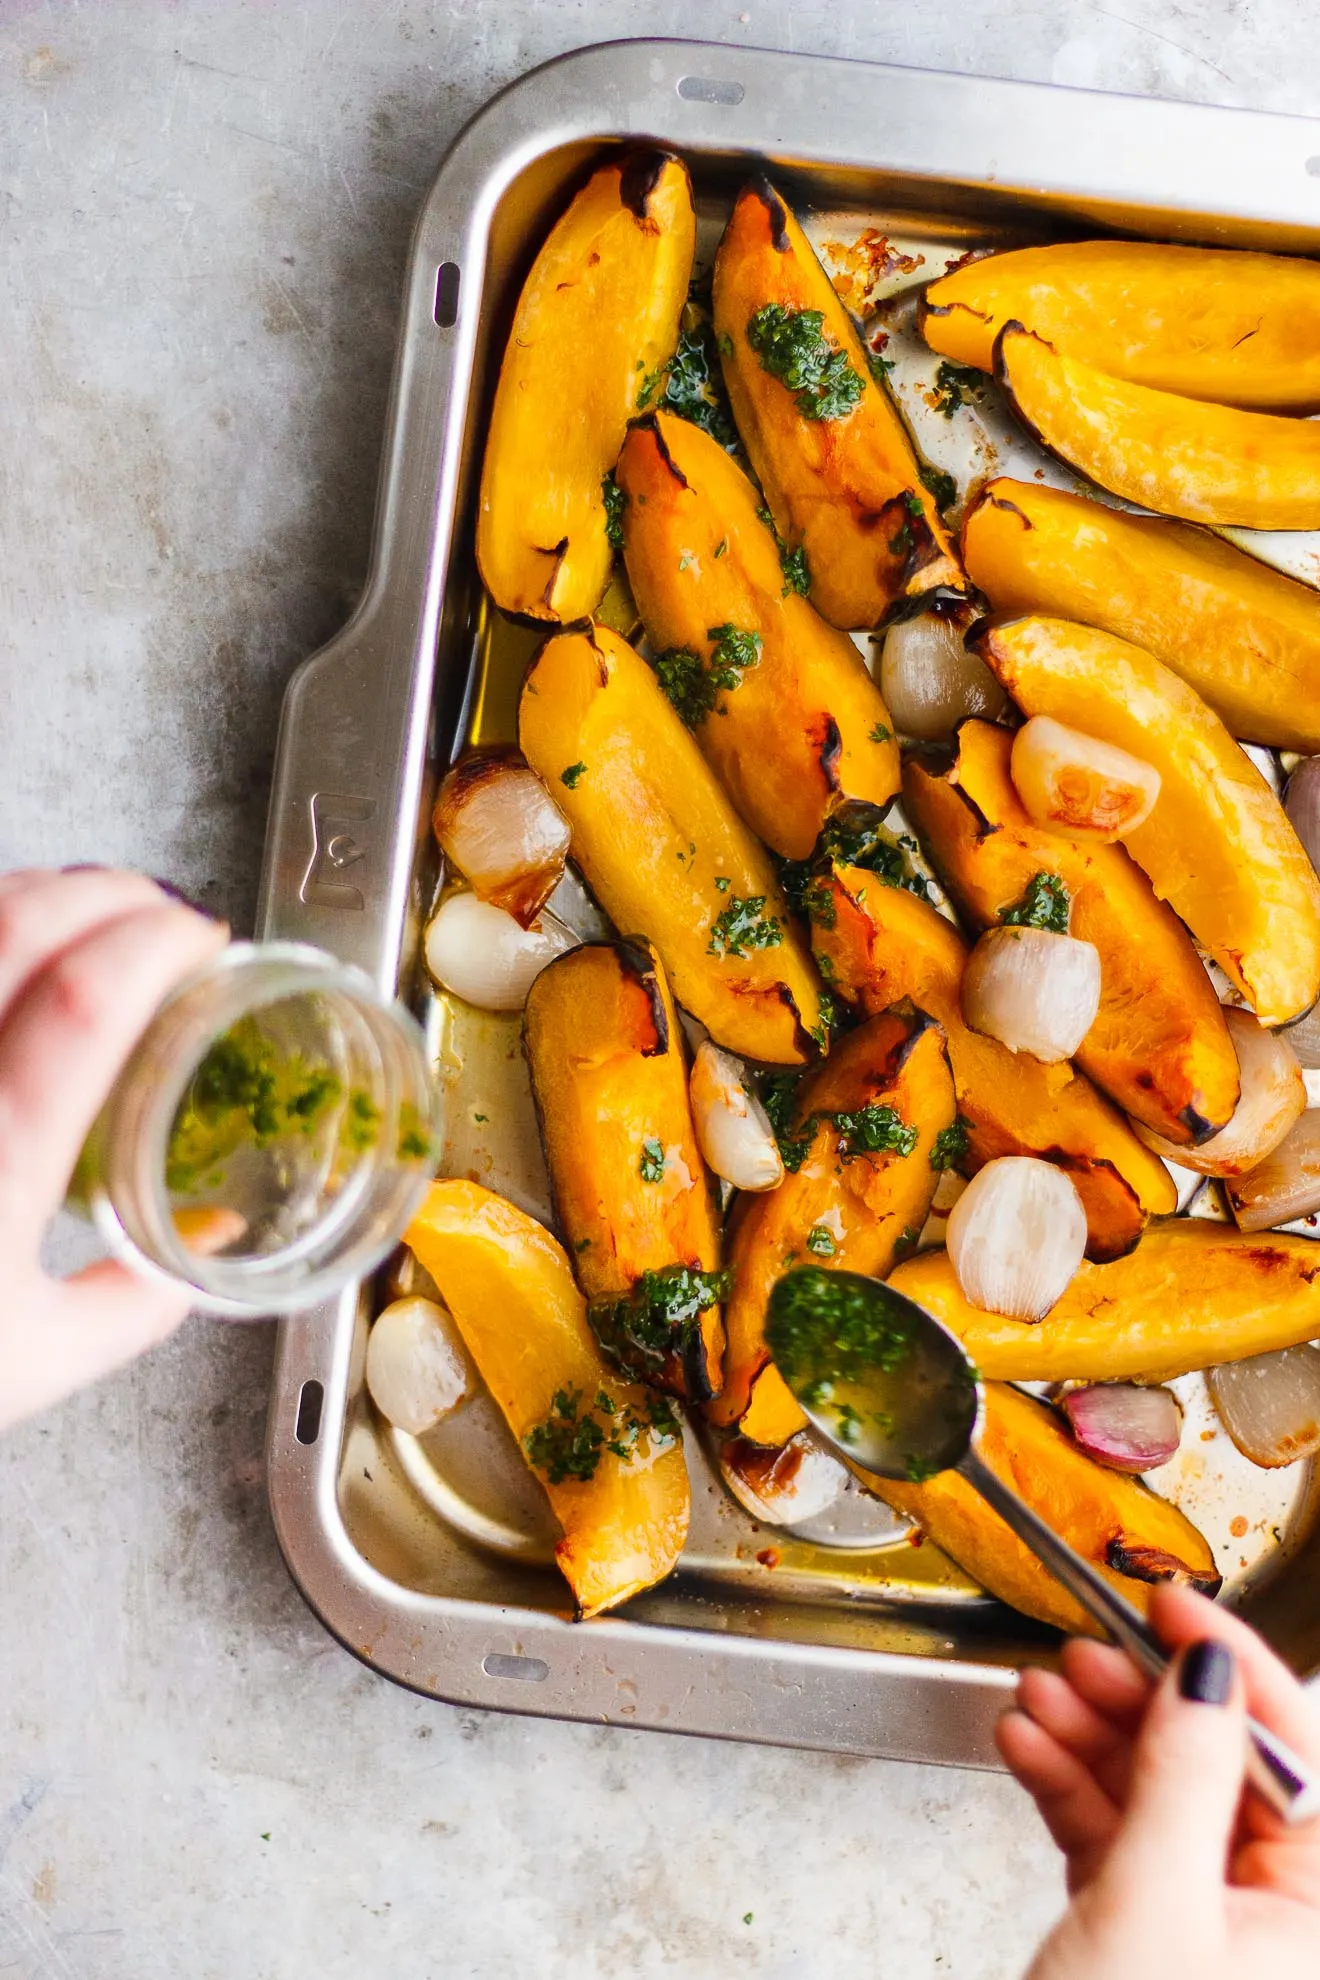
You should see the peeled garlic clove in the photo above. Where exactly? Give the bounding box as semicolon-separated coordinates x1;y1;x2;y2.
946;1156;1086;1320
432;748;570;927
719;1433;848;1524
1010;715;1161;841
1208;1345;1320;1468
423;891;578;1012
689;1040;784;1192
877;608;1007;741
1137;1007;1303;1177
366;1296;470;1435
1225;1109;1320;1231
1285;755;1320;877
1062;1384;1182;1473
962;925;1101;1062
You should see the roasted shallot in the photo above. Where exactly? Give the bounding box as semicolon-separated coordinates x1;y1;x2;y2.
366;1296;470;1436
962;924;1101;1062
945;1156;1087;1321
433;748;571;926
689;1041;784;1192
877;608;1007;741
1010;714;1161;841
1062;1383;1182;1473
1208;1345;1320;1468
1225;1110;1320;1231
1136;1006;1304;1177
423;891;579;1012
1285;754;1320;878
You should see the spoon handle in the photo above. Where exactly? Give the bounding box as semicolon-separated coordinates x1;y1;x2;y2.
957;1444;1320;1824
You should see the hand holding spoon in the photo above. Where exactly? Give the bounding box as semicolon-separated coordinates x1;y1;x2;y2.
766;1266;1320;1825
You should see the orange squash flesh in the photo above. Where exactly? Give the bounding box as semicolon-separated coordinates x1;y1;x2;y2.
524;940;724;1402
868;1382;1220;1636
710;1007;956;1444
812;865;1178;1255
518;622;824;1063
961;478;1320;754
404;1180;690;1620
979;617;1320;1026
890;1222;1320;1385
902;720;1240;1144
616;410;899;859
995;326;1320;531
920;240;1320;411
476;152;695;622
712;178;963;629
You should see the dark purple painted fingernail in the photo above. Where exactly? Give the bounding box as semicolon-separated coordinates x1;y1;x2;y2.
1179;1639;1234;1705
150;877;212;915
60;862;110;874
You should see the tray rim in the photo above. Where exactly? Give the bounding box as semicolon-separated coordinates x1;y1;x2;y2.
258;34;1320;1763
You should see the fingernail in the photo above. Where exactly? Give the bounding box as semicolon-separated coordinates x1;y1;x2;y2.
150;877;214;916
61;862;109;874
1179;1639;1234;1705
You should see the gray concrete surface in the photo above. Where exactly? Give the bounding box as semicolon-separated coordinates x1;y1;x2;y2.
1;4;1316;1975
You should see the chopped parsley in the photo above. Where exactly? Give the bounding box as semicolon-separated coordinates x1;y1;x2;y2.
589;1264;732;1383
1000;871;1070;933
524;1384;678;1485
342;1089;382;1154
888;518;913;558
780;543;811;597
930;1117;971;1172
766;1266;923;1403
707;623;763;690
809;989;840;1052
932;358;982;418
654;647;713;727
806;1224;836;1257
818;805;931;901
895;1223;922;1260
601;473;626;550
918;461;957;512
714;875;732;893
560;762;587;789
829;1101;918;1160
661;321;738;449
745;304;864;421
165;1017;365;1194
639;1138;667;1184
869;722;892;744
714;538;728;558
868;351;895;381
802;880;837;930
635;357;669;410
708;895;784;958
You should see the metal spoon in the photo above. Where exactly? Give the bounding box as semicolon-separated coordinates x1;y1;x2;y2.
767;1267;1320;1825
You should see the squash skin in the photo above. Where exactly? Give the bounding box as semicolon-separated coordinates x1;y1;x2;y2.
979;616;1320;1026
995;325;1320;530
961;478;1320;753
902;720;1240;1145
920;240;1320;411
811;864;1177;1256
891;1222;1320;1387
868;1382;1220;1636
524;940;724;1402
709;1007;956;1443
476;152;695;622
616;410;899;859
404;1179;690;1619
518;622;823;1063
712;179;962;629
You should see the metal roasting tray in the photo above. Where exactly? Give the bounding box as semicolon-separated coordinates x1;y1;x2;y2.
257;38;1320;1765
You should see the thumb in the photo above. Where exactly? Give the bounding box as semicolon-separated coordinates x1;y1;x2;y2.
1105;1637;1247;1906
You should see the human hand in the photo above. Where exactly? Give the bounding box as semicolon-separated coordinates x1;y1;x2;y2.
998;1583;1320;1980
0;867;228;1431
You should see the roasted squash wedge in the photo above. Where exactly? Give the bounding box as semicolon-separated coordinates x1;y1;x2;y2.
476;151;695;622
616;410;899;858
712;178;962;629
890;1222;1320;1385
524;939;724;1402
979;617;1320;1026
920;241;1320;411
812;864;1177;1254
902;720;1239;1144
519;622;824;1063
961;478;1320;753
404;1180;689;1619
710;1006;955;1445
868;1382;1220;1636
995;325;1320;530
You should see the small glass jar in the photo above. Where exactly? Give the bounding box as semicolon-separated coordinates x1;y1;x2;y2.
71;942;440;1317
